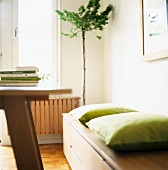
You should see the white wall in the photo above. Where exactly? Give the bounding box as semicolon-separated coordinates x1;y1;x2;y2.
0;0;2;140
104;0;168;114
60;0;104;105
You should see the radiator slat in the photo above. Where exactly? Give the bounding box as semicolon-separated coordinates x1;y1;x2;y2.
35;101;40;134
49;100;53;134
31;101;35;123
45;100;49;134
63;98;67;113
40;101;45;134
53;99;58;134
30;97;80;135
72;98;76;109
67;98;71;112
58;99;63;134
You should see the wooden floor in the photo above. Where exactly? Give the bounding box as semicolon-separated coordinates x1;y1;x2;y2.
0;143;71;170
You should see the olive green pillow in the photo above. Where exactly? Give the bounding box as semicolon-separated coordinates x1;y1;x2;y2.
86;112;168;151
69;103;137;125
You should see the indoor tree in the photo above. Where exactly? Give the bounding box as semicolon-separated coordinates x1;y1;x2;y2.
56;0;113;105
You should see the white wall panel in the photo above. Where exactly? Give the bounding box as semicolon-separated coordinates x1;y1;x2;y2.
104;0;168;114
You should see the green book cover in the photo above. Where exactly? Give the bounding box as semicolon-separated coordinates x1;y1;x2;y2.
0;80;39;83
1;77;41;81
0;70;37;74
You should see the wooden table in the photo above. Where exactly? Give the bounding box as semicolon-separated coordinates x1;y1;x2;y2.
0;86;72;170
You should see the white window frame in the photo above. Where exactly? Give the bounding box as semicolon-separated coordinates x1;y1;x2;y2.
0;0;61;145
1;0;17;70
1;0;61;86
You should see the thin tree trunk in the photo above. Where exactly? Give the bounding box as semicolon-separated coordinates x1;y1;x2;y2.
82;31;86;105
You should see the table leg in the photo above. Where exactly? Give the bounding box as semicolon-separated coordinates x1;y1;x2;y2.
2;96;44;170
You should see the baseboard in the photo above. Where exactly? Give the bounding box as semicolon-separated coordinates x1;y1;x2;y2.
37;134;63;144
1;134;63;146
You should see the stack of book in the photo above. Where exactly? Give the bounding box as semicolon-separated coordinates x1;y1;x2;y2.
0;66;41;86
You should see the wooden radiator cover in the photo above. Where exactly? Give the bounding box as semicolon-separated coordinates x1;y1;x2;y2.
30;97;80;135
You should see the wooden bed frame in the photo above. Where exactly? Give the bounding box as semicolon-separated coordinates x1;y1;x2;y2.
63;114;168;170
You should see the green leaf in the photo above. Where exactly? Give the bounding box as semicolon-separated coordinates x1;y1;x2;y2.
55;0;113;39
96;36;102;39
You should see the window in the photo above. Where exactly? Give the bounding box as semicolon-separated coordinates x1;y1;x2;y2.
18;0;60;86
0;0;61;144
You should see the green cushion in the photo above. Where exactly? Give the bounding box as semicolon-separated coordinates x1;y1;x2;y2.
69;103;137;125
86;112;168;151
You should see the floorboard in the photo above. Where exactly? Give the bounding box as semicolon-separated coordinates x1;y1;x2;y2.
0;143;71;170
